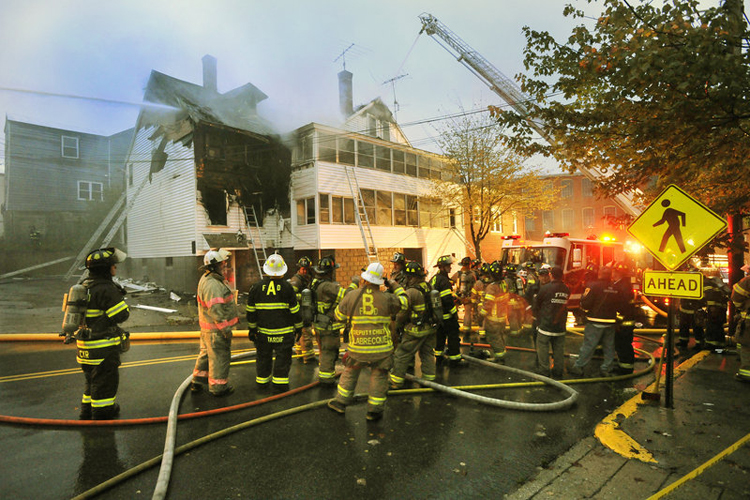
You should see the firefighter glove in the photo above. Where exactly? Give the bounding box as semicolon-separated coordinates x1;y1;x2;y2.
248;329;258;342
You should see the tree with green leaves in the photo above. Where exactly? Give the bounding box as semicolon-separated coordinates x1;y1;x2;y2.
433;111;554;261
492;0;749;217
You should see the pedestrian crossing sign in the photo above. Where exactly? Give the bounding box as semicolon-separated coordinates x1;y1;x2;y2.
627;185;727;271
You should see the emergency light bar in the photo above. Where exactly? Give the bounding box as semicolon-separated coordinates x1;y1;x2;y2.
502;235;522;240
544;232;569;238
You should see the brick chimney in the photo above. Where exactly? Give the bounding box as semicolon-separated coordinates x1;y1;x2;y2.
202;55;218;93
338;69;353;117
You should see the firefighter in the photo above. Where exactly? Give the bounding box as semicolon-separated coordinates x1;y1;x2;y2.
533;266;570;378
703;268;731;352
452;256;477;341
192;248;239;396
504;263;524;335
612;262;636;374
389;261;438;389
76;247;130;420
569;266;621;377
246;253;303;392
327;262;407;421
678;264;706;350
521;261;541;335
730;268;750;381
480;261;510;362
390;252;408;287
469;262;487;337
431;255;465;365
289;256;316;363
310;255;347;385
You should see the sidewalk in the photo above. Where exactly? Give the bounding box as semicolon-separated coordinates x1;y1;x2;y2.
507;349;750;500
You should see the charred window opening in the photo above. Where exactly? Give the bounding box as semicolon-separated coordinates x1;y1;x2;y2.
150;137;169;179
203;187;228;226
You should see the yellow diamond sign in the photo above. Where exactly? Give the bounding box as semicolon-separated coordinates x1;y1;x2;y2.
627;185;726;270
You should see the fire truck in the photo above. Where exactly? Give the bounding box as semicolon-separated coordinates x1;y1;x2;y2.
499;233;642;310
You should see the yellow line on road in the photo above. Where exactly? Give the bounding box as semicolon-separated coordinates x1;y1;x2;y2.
595;350;710;463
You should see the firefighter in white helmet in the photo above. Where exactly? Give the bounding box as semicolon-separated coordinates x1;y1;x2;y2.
191;248;239;396
76;247;130;420
327;262;408;421
246;253;302;392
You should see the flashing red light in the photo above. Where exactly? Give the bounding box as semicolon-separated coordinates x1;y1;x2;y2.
503;235;522;240
544;232;570;238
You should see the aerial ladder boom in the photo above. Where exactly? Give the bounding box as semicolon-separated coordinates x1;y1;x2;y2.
418;13;642;217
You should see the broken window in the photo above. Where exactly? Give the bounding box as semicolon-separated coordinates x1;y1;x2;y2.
407;195;418;226
203;187;228;226
394;193;406;226
318;132;336;163
361;189;375;224
296;197;315;226
332;196;343;224
377;191;392;226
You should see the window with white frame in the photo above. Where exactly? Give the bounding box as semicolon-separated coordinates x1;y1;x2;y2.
490;208;503;232
583;207;595;228
561;179;573;198
77;181;103;201
62;136;79;158
512;212;518;234
319;194;330;224
603;206;617;218
296;197;315;225
562;208;575;230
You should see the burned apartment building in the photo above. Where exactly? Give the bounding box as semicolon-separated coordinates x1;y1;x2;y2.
123;57;464;293
124;55;291;293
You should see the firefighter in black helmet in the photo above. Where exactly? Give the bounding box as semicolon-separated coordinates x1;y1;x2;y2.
480;261;510;362
77;247;130;420
431;255;465;365
452;256;477;343
310;255;346;384
289;256;316;363
390;252;408;288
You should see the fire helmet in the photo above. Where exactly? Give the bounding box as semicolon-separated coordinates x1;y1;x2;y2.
390;252;406;263
361;262;385;285
489;261;503;277
472;258;482;269
203;248;231;267
434;255;454;268
505;263;518;274
263;253;288;277
314;255;339;274
612;261;631;276
404;261;426;277
459;256;472;266
524;261;536;270
85;247;127;269
297;256;312;269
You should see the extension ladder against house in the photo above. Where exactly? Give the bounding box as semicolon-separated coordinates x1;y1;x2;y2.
344;166;378;263
63;176;149;280
243;205;268;277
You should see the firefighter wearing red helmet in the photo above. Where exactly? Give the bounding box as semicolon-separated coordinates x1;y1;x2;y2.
192;248;239;396
76;247;130;420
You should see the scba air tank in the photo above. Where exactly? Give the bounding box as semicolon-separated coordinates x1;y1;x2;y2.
300;288;314;324
429;289;444;324
62;284;88;335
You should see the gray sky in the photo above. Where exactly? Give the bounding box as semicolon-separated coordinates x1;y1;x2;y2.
0;0;598;163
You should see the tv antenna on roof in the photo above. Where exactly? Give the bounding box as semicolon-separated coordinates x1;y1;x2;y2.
334;43;355;71
382;73;408;118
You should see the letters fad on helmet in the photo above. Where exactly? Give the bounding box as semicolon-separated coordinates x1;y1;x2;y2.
361;262;385;285
85;247;127;269
203;248;231;267
263;253;288;277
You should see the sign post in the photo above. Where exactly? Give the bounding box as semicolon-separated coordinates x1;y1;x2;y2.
628;185;726;408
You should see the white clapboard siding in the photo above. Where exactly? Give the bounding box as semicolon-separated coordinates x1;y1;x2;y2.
291;167;316;200
317;162;433;197
127;127;197;258
195;202;248;252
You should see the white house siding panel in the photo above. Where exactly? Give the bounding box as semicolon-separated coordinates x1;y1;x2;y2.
195;203;249;252
126;126;197;258
291;167;316;199
317;162;433;197
290;166;319;250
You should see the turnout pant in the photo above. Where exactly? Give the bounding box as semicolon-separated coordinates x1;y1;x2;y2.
435;316;461;360
193;329;233;394
390;331;436;387
316;328;340;383
295;324;316;359
679;312;704;345
573;322;616;373
81;350;120;419
336;353;393;414
705;307;727;349
484;319;507;360
255;332;295;386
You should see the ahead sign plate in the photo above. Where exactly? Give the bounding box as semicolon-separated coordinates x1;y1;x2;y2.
642;270;703;299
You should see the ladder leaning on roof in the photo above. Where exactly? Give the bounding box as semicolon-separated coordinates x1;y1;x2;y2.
63;176;149;281
344;166;379;264
243;205;268;277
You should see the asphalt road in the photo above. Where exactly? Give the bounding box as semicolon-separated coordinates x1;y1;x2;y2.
0;336;656;500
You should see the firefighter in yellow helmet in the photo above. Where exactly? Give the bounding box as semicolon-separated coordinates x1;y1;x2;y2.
191;248;239;396
77;247;130;420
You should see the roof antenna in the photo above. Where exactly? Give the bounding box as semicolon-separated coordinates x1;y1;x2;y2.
334;43;355;71
382;74;408;119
